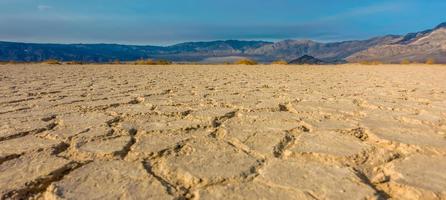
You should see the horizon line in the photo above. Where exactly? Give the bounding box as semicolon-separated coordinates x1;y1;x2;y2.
0;33;402;47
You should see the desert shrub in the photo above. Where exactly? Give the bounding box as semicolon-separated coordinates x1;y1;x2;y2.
134;59;155;65
235;59;258;65
400;59;411;64
358;61;368;65
271;60;288;65
359;60;383;65
133;59;143;65
155;59;172;65
43;59;61;65
66;61;84;65
426;58;436;65
134;59;172;65
110;59;121;64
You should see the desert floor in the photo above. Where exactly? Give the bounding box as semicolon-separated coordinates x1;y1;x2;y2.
0;64;445;199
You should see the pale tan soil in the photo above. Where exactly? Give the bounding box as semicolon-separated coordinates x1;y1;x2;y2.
0;64;445;200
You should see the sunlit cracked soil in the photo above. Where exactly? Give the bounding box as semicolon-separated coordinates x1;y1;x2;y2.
1;64;446;200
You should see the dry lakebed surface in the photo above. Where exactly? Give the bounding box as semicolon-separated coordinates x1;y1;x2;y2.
0;64;446;200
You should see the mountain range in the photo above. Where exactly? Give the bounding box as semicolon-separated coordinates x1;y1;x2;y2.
1;22;446;63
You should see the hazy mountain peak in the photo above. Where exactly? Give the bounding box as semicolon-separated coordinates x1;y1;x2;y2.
348;23;446;63
395;22;446;45
411;28;446;45
434;22;446;29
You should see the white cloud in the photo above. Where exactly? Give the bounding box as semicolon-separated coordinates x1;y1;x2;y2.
319;2;407;22
37;5;52;11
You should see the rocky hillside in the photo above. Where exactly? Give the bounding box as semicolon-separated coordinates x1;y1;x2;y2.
348;23;446;63
245;36;401;62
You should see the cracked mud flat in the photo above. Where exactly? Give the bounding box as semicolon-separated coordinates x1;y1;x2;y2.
0;64;445;200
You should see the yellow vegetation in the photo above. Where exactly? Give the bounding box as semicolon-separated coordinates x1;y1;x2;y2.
359;61;383;65
271;60;288;65
155;60;172;65
134;59;172;65
400;59;411;64
426;58;436;65
235;59;258;65
43;59;61;65
66;61;84;65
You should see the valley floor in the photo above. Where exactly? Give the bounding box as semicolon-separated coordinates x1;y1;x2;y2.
1;64;446;199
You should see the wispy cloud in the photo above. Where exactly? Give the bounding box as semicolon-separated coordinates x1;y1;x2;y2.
319;2;407;22
37;5;52;11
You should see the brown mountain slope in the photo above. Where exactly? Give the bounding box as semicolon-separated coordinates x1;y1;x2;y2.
245;36;401;62
347;27;446;63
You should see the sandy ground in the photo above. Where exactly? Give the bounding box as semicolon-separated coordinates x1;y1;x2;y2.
0;64;445;200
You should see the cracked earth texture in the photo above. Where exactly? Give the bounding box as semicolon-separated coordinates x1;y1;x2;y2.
0;64;446;200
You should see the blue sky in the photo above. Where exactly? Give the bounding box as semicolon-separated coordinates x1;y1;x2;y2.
1;0;445;45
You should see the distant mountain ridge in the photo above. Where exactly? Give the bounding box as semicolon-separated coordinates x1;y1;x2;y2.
1;22;446;63
347;23;446;63
244;36;401;62
0;40;272;63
